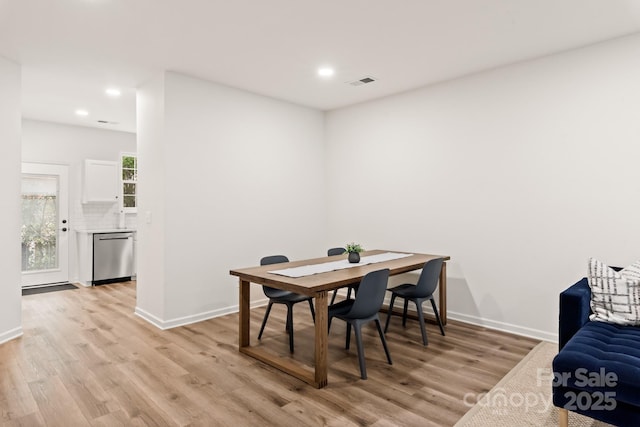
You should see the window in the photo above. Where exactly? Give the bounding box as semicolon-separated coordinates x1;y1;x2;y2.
121;153;137;212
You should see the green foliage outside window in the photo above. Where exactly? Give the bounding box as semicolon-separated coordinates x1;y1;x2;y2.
21;195;57;271
122;154;137;209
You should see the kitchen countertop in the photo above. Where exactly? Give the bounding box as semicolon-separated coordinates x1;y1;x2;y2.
75;229;137;233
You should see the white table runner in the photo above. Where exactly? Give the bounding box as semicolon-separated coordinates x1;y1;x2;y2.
268;252;413;278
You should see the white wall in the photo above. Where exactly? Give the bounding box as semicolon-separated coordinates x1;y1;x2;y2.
136;73;167;323
21;120;137;282
325;34;640;341
136;71;326;327
20;33;634;343
0;57;23;344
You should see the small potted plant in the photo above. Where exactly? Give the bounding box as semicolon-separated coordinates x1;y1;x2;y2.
345;243;364;263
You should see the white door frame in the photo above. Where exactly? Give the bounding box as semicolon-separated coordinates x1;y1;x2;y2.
21;163;69;287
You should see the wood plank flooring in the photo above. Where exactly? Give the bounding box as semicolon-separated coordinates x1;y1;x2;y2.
1;281;539;426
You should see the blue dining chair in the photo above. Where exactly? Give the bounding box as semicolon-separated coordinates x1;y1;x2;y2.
258;255;315;353
328;268;392;379
384;258;445;346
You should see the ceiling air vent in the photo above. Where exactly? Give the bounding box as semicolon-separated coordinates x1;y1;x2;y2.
348;76;377;86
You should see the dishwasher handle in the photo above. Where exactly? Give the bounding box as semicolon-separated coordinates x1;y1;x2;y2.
98;236;131;240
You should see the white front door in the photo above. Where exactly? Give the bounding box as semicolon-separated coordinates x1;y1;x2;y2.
21;163;69;287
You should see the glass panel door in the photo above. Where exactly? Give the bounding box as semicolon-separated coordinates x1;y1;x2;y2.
21;163;69;287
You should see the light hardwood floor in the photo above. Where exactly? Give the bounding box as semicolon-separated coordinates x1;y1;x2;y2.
1;282;539;426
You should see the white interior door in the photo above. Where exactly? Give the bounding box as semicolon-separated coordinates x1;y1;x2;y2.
21;163;69;287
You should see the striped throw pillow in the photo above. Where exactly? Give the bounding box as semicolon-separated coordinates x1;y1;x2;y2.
588;258;640;325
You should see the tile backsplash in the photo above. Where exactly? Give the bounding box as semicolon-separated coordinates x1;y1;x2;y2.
72;201;137;230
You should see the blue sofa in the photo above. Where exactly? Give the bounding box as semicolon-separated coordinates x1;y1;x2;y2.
552;277;640;427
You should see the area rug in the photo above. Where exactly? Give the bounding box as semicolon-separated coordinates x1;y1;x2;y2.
22;283;78;296
455;341;613;427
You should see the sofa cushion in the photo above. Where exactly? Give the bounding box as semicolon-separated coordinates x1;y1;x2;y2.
553;321;640;407
588;258;640;325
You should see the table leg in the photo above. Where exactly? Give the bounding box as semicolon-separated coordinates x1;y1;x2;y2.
239;279;250;348
439;262;447;325
237;281;326;388
314;290;328;388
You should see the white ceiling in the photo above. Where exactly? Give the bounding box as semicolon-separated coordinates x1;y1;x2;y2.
2;0;640;134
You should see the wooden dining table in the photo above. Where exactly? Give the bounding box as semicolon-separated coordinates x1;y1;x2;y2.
229;249;450;388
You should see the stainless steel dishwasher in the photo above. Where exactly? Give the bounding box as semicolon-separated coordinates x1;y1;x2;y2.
92;232;134;285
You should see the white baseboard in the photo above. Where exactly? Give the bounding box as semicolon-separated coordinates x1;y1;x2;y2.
0;326;23;345
134;295;558;343
134;307;167;329
447;311;558;343
135;298;270;330
382;295;557;343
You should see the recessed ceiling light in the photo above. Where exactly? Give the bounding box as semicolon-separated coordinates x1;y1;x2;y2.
317;67;335;78
75;109;89;117
105;88;121;97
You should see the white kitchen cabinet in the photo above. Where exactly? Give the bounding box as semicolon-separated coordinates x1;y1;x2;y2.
76;231;93;286
83;159;119;203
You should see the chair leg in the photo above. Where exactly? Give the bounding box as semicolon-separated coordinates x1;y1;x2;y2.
375;318;392;365
285;311;291;334
402;299;409;327
308;298;316;323
415;300;428;346
384;294;397;333
345;322;352;350
353;322;367;379
346;286;353;300
286;304;294;353
258;301;273;340
430;298;445;336
330;289;339;305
